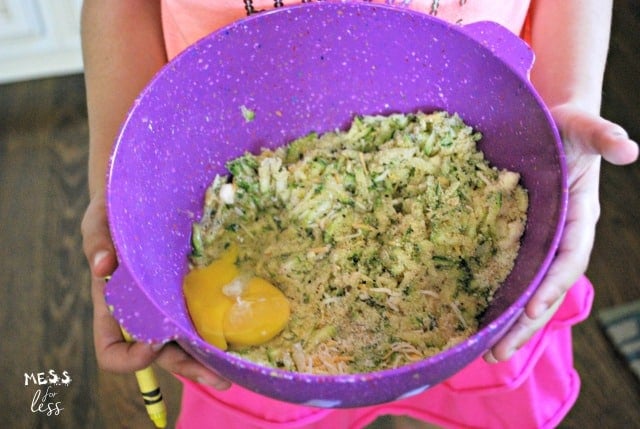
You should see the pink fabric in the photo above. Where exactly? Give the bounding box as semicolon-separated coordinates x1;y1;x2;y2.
160;0;532;60
177;277;594;429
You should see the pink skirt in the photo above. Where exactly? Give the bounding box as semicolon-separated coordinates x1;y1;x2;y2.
177;276;593;429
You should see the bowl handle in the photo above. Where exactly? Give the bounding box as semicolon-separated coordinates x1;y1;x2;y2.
105;266;182;344
460;21;535;79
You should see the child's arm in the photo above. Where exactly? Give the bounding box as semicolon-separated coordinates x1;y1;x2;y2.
485;0;638;362
82;0;167;198
81;0;230;389
530;0;610;113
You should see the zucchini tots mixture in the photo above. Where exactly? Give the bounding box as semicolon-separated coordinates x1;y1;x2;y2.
188;111;528;374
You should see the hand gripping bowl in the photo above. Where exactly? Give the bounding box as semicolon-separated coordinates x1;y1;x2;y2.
106;2;567;408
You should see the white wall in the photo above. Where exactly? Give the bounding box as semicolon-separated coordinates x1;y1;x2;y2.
0;0;83;84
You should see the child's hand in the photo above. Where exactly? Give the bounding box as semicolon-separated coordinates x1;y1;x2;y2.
82;191;231;390
484;104;638;363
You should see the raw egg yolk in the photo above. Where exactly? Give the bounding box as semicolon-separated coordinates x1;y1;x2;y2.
183;248;290;350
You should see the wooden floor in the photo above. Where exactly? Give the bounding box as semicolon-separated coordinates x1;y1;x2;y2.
1;2;638;428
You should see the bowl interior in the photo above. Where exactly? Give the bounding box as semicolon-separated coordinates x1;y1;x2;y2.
106;3;565;406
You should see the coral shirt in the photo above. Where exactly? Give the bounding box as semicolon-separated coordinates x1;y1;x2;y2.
161;0;532;60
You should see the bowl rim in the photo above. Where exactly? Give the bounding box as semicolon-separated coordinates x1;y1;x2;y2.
106;0;568;386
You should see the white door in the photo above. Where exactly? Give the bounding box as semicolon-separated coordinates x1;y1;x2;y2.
0;0;83;84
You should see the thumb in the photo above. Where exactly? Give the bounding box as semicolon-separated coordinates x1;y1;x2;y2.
551;105;638;165
81;195;118;278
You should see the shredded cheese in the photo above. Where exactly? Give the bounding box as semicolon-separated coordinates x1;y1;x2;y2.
189;111;528;374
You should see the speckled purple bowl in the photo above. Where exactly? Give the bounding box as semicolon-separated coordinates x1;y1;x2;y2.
105;2;567;408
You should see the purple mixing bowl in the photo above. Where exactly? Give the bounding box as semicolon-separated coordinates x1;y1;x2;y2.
105;2;567;408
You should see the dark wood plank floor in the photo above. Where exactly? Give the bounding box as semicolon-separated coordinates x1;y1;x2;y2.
1;1;638;427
